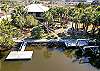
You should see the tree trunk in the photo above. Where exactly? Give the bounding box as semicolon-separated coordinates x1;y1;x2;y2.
98;29;100;38
97;24;100;38
75;22;77;30
72;22;74;35
75;22;78;31
72;22;74;29
92;24;95;38
76;22;78;31
60;14;63;27
83;23;85;31
86;24;89;33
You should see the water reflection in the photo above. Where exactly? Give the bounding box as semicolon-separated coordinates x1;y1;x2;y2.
43;49;53;59
1;61;23;71
1;46;97;71
0;60;1;71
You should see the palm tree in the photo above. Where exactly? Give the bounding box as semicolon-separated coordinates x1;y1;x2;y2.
11;4;28;29
85;6;94;32
68;8;75;30
91;6;100;38
73;7;81;31
43;8;53;27
79;6;93;34
56;7;65;26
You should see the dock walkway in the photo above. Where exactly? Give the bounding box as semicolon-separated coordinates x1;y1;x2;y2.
6;41;33;60
6;38;89;60
6;51;33;60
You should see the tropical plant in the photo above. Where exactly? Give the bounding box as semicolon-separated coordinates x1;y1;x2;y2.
31;25;44;39
67;7;75;33
43;7;67;28
0;19;20;51
1;0;10;14
11;4;27;29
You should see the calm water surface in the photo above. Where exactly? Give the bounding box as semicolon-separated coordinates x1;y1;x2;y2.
0;46;99;71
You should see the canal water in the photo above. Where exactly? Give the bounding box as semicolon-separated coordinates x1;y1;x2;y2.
0;45;99;71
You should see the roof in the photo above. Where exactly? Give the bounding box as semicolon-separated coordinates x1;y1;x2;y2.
26;4;49;13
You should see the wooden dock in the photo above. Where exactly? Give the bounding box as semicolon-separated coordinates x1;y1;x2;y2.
6;39;89;60
6;51;33;60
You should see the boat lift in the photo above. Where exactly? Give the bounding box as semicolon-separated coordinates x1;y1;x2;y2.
64;39;89;48
77;46;100;63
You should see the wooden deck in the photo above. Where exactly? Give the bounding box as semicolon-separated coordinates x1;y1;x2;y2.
6;51;33;60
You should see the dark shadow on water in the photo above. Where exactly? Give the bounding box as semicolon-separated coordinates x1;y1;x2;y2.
89;56;100;69
75;48;100;69
5;59;31;62
47;47;65;52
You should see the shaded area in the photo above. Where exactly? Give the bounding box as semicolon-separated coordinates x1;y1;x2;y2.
75;46;100;69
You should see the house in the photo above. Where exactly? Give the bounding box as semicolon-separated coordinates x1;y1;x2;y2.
26;4;49;22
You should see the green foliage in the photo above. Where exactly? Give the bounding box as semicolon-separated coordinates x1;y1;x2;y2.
1;2;10;14
25;15;38;28
44;4;100;37
11;4;38;29
0;36;15;48
31;26;44;39
47;34;57;39
43;7;67;28
43;10;53;23
68;8;76;21
44;7;66;21
0;19;19;49
11;5;27;28
0;1;39;52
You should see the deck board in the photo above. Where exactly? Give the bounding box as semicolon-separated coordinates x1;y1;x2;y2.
6;51;33;60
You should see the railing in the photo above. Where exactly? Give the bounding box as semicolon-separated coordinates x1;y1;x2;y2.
19;42;27;51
